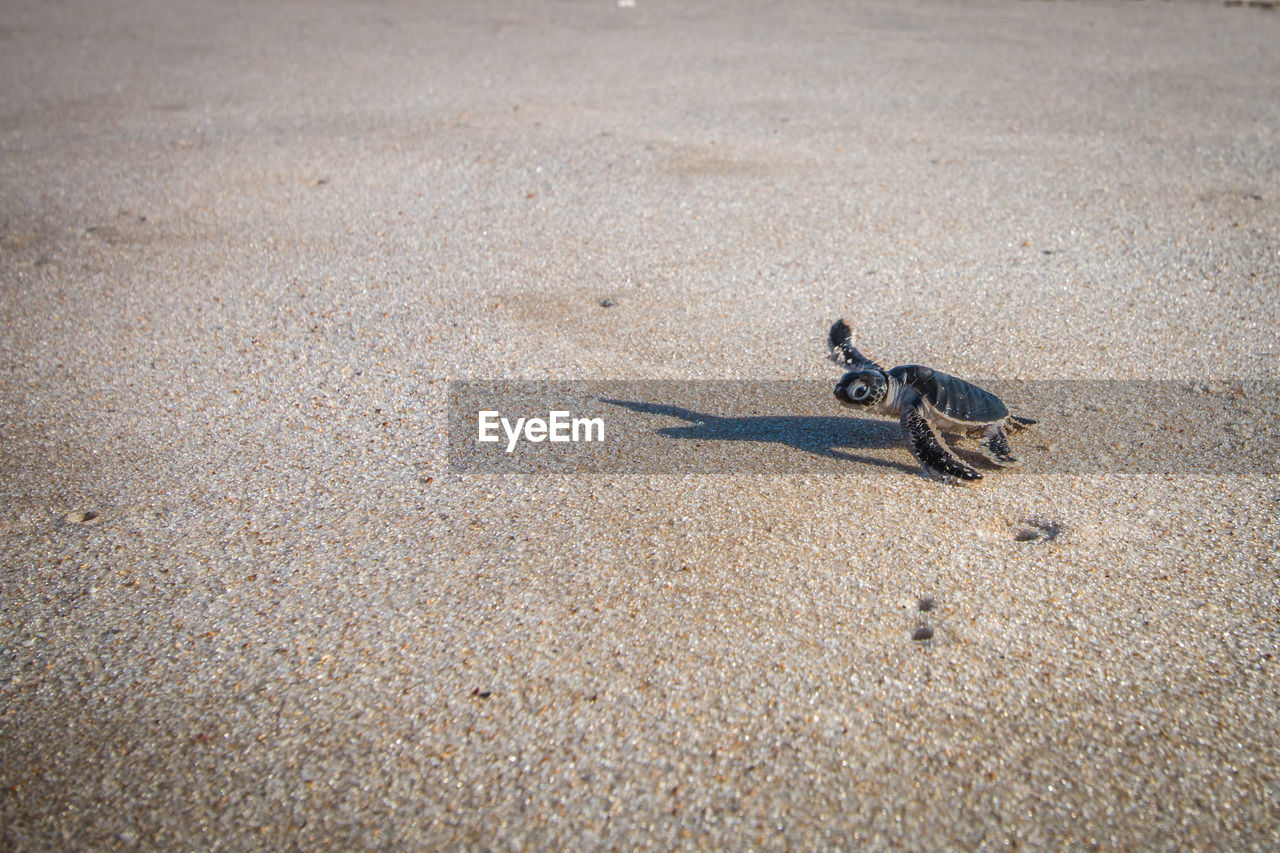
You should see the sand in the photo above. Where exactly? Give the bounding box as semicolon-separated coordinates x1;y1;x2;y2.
2;0;1279;848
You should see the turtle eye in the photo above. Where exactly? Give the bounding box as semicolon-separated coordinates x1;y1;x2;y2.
851;383;870;401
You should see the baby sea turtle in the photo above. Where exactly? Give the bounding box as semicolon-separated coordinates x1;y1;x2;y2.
828;319;1035;483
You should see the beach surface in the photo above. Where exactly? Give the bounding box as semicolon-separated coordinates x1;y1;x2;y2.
2;0;1279;847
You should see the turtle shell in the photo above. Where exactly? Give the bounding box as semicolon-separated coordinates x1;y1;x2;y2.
890;364;1009;424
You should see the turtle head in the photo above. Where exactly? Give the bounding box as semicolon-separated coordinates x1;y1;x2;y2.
834;368;888;409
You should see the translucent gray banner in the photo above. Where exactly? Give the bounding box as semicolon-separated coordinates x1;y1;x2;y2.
446;380;1278;476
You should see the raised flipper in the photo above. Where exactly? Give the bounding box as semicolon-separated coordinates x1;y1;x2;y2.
828;319;885;371
899;391;981;483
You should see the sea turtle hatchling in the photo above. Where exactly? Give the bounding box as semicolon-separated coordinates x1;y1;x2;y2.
828;319;1036;482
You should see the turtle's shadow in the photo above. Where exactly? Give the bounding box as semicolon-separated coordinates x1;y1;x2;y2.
598;398;917;474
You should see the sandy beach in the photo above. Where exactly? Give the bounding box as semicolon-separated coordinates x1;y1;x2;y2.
3;0;1279;847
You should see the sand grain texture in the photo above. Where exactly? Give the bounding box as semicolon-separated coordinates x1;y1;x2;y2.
2;0;1279;848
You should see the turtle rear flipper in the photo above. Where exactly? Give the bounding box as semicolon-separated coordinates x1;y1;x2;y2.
1007;415;1036;430
900;393;980;483
978;424;1020;468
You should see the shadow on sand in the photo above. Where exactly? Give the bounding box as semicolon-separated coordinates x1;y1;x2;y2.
599;398;918;475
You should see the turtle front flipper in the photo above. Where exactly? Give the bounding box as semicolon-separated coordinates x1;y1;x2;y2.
978;424;1020;468
899;393;981;483
828;319;885;371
